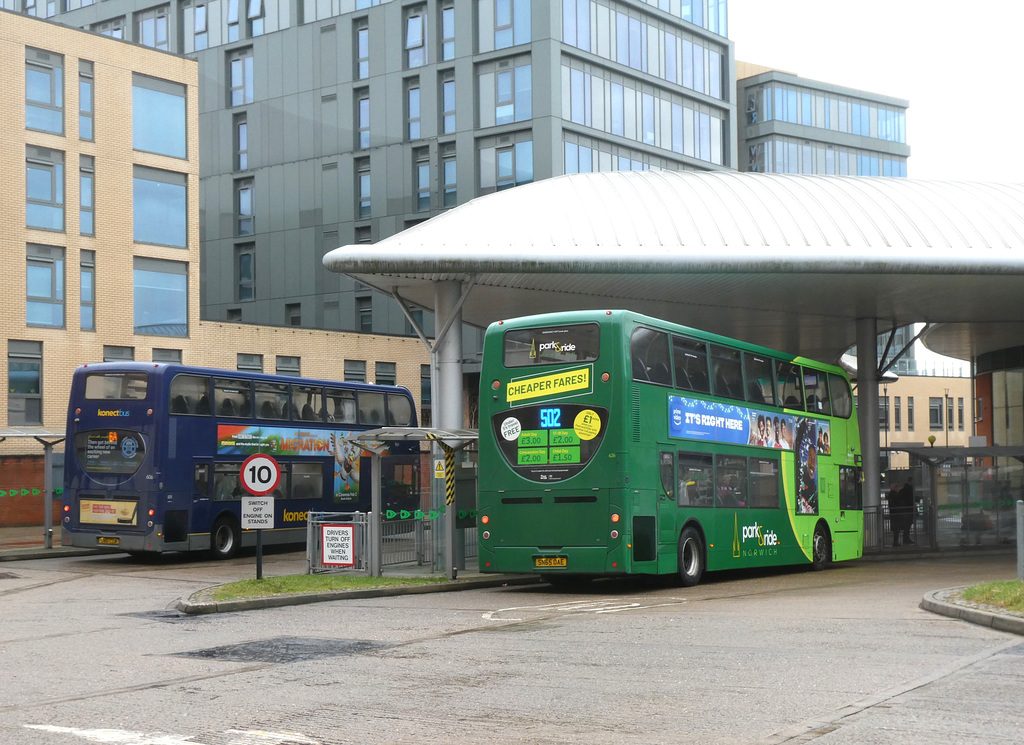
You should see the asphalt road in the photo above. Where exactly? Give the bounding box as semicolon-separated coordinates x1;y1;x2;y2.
0;551;1020;744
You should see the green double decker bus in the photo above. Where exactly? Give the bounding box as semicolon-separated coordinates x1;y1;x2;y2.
477;310;863;586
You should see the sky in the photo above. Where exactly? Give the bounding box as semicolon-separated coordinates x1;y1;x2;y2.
727;0;1024;183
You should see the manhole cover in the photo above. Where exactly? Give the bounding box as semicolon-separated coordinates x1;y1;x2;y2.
176;636;390;664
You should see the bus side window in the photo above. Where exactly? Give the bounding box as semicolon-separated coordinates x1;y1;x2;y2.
677;452;713;507
672;335;710;393
359;391;386;425
659;452;674;501
387;395;414;426
325;388;357;423
169;374;209;415
743;354;775;406
630;327;672;385
213;463;243;500
828;373;853;418
255;382;289;420
294;385;323;422
776;362;804;410
715;455;747;508
193;464;210;498
709;345;743;401
214;378;252;418
748;457;780;509
291;462;323;500
803;370;831;415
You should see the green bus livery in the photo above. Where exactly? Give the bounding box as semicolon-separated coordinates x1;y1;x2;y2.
477;310;863;585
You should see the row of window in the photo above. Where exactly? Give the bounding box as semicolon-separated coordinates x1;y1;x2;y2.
24;247;187;337
165;373;414;425
660;451;863;512
877;395;966;432
564;135;701;174
26;147;188;247
746;84;907;144
563;63;726;166
630;326;855;418
26;51;187;160
747;137;908;178
203;460;325;502
562;0;726;101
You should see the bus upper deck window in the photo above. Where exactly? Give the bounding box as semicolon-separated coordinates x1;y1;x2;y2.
85;372;148;400
387;395;414;426
359;392;386;425
325;389;357;423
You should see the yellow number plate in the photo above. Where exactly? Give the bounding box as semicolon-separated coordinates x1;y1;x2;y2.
534;556;567;568
97;536;120;546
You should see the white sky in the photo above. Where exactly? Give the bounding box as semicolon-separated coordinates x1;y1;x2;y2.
727;0;1024;183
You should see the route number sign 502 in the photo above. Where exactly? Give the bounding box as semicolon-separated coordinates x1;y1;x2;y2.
241;453;281;496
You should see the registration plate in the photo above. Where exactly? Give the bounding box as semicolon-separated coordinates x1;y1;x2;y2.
534;556;567;568
97;536;120;546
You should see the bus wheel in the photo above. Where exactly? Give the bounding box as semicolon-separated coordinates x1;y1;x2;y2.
677;527;705;587
812;523;831;570
211;516;240;560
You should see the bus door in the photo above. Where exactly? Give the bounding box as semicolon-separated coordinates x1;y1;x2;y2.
658;449;679;548
189;457;214;541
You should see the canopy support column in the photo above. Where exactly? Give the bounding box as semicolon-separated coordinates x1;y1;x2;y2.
856;318;881;525
434;280;465;580
34;436;65;550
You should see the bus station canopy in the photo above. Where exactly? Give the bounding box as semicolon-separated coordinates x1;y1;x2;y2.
323;171;1024;366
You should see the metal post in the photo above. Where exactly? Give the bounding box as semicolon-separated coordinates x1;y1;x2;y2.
856;318;881;535
43;441;54;549
435;280;463;580
1017;500;1023;581
370;451;383;577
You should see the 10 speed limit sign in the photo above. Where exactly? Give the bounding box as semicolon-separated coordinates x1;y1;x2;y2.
241;453;281;496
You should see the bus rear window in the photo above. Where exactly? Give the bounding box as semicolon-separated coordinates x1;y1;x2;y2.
503;323;600;367
84;373;148;400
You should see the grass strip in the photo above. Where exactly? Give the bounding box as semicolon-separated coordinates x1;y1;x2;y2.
961;580;1024;613
213;574;447;601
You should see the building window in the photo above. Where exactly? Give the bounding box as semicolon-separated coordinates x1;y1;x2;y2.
478;58;531;127
441;146;456;207
414;148;430;212
375;362;396;386
479;137;532;193
193;4;208;50
26;146;64;232
25;0;56;18
356;295;372;332
894;396;901;431
79;61;94;141
247;0;265;36
236;243;255;301
355;22;369;79
80;250;95;331
227;0;240;42
133;74;186;159
907;396;914;431
103;345;134;362
133;166;187;248
92;17;125;39
235;113;248;170
405;7;426;68
285;303;301;326
236;179;254;235
441;75;456;134
8;341;43;426
153;348;182;363
356;158;370;218
440;4;455;60
26;48;63;135
344;360;366;383
420;363;431;427
484;0;530;51
929;397;943;431
958;397;965;431
878;397;889;432
133;257;187;337
230;49;254;106
237;353;263;372
79;155;94;236
356;89;369;149
354;224;372;243
947;396;954;431
277;356;300;376
136;6;169;50
26;245;64;328
407;81;421;140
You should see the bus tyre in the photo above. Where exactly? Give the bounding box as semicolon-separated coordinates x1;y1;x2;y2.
677;527;705;587
211;516;240;560
812;523;831;570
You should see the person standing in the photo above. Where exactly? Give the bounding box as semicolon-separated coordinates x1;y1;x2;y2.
887;482;903;547
898;478;916;545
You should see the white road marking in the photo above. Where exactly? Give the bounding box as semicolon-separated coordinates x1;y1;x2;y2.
483;597;686;621
24;725;321;745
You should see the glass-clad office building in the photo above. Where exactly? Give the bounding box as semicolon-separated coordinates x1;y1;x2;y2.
39;0;736;340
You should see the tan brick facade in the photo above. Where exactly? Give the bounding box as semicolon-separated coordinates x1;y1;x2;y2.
0;12;430;466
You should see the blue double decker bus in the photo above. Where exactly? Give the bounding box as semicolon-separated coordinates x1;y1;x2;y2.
61;362;418;558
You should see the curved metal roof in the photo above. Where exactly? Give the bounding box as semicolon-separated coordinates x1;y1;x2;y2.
323;171;1024;364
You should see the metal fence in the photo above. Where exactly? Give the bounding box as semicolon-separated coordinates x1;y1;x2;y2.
306;511;478;574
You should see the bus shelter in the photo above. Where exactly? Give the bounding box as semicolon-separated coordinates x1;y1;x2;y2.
875;445;1024;552
0;428;66;549
344;426;477;579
